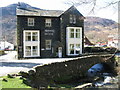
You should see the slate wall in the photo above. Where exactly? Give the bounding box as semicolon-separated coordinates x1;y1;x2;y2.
17;16;60;59
60;7;84;57
22;54;116;88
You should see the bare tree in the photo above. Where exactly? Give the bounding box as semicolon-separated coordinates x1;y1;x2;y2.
65;0;119;14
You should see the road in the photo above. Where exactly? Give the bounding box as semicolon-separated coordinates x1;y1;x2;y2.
0;51;72;76
1;51;119;76
1;51;119;88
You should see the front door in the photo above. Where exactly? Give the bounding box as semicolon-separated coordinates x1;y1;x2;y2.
58;47;62;58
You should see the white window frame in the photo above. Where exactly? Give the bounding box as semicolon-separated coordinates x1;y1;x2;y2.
70;28;74;38
69;44;74;54
25;32;31;41
28;18;34;26
25;46;38;56
45;19;51;27
25;46;31;56
68;44;81;55
25;32;38;41
32;46;38;56
45;40;51;50
23;30;40;57
66;27;82;55
69;28;81;38
32;32;38;41
75;44;80;54
76;29;80;38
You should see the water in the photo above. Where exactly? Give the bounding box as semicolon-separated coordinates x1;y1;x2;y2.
115;52;120;57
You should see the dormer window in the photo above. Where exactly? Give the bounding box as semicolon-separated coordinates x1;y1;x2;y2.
45;19;51;27
69;14;76;24
28;18;34;26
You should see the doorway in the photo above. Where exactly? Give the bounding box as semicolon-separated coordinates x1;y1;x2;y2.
58;47;62;58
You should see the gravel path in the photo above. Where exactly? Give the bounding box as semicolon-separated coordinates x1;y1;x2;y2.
0;51;72;76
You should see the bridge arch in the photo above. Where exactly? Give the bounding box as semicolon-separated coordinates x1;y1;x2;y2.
22;54;117;87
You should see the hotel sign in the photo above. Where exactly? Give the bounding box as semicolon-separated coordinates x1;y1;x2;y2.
44;30;55;35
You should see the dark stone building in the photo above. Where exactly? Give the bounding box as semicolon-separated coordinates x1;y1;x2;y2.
17;6;85;59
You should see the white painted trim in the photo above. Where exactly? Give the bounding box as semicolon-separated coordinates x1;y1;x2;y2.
45;19;52;27
23;30;40;57
66;27;82;56
80;28;82;54
28;18;34;26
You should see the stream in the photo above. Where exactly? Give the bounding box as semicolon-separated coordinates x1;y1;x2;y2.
85;54;120;88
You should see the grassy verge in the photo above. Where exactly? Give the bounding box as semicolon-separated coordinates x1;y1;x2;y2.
0;50;5;56
0;75;74;89
0;76;31;88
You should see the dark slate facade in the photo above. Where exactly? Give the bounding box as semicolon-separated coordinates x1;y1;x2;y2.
17;6;85;59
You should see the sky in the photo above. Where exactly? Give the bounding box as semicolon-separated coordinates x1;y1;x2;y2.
0;0;118;22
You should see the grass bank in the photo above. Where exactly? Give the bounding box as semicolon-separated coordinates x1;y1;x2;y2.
0;75;32;88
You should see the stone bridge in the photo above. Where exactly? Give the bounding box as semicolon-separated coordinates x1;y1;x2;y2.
21;54;116;88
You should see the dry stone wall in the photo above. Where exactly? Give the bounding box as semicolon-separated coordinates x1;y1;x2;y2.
21;54;116;88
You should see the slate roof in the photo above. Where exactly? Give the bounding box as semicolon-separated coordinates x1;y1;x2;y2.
38;9;64;17
17;6;85;18
17;8;64;17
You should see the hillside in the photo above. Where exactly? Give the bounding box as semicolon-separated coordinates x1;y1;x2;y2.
84;17;118;43
0;3;118;45
0;2;40;45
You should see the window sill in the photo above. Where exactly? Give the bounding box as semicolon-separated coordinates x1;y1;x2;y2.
28;25;34;27
24;55;40;57
46;49;51;50
67;54;79;56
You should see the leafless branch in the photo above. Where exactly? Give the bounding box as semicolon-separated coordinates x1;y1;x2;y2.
65;0;119;14
100;1;119;9
64;0;93;6
88;0;97;14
